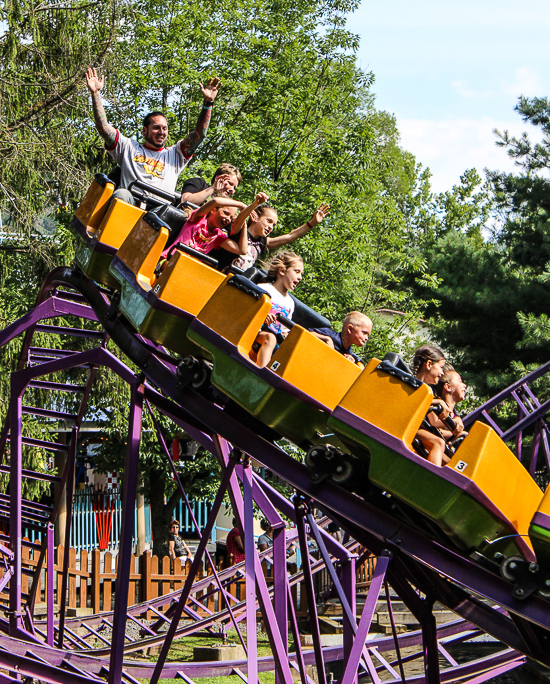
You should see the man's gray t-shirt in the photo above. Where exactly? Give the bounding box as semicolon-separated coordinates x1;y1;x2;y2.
106;131;191;193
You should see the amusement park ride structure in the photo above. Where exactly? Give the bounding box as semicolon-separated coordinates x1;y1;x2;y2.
0;174;550;684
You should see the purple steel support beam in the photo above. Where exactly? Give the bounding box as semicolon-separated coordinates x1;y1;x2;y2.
0;296;97;349
530;422;542;475
306;511;356;629
369;647;400;679
233;464;289;684
250;540;296;684
542;428;550;474
242;460;257;682
464;360;550;426
479;410;503;436
46;523;54;646
253;475;351;562
55;363;98;643
150;450;238;684
384;580;406;683
286;583;308;684
341;554;390;684
267;510;287;684
511;390;528;417
437;642;458;667
420;599;441;684
341;551;357;684
108;380;145;684
8;373;25;636
27;450;76;615
294;498;327;684
388;551;533;658
461;658;526;684
305;510;379;677
217;440;295;684
501;398;550;443
508;613;548;664
145;401;245;649
0;287;104;494
57;429;76;648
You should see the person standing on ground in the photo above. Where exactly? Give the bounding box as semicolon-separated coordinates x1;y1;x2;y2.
226;518;245;564
168;519;192;561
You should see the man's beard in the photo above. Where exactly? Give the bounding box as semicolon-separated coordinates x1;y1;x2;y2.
144;132;166;149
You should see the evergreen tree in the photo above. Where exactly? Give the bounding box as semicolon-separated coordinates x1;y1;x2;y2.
417;97;550;396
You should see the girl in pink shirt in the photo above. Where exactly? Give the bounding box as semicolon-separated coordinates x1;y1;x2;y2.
162;193;267;259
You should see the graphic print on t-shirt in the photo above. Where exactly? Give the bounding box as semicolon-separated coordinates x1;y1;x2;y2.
266;299;293;335
232;233;266;270
190;228;224;252
133;154;165;179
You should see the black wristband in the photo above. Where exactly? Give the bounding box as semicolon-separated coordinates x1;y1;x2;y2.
203;100;214;107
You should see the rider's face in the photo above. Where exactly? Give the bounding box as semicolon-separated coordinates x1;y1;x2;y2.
222;174;239;196
210;206;237;230
143;115;168;149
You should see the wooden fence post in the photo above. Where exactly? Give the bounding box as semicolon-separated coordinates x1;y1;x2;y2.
80;549;88;610
21;543;30;598
103;551;113;612
140;551;152;620
56;544;64;608
91;549;101;614
68;547;77;609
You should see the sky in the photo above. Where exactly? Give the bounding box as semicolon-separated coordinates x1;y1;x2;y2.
350;0;550;192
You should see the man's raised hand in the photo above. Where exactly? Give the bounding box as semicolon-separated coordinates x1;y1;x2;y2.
312;203;330;226
86;67;104;94
200;77;222;103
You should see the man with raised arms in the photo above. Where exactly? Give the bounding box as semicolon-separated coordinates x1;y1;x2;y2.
85;66;221;203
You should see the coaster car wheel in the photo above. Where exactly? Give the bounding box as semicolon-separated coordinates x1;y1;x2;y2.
305;445;354;485
330;457;354;485
176;356;211;390
500;555;526;581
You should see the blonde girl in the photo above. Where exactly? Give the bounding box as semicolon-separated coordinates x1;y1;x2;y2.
251;251;304;368
433;365;467;441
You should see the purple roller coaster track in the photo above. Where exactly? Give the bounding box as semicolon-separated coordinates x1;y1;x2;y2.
0;265;548;684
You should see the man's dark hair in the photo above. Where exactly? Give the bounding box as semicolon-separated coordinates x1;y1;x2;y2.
143;111;167;128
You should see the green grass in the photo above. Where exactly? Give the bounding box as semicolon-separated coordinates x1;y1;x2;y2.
141;629;291;684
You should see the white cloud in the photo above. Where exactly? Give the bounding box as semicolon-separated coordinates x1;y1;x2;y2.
500;67;543;98
452;80;493;100
398;117;544;192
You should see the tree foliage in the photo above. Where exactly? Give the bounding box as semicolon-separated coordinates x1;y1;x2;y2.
416;97;550;397
0;0;450;514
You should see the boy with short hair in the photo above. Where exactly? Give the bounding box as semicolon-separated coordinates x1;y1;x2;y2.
310;312;373;366
180;163;242;205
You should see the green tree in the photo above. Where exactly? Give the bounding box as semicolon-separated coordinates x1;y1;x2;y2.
415;97;550;397
1;0;440;516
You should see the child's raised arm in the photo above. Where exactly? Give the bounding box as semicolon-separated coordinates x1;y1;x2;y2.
229;191;269;236
266;203;329;249
192;196;247;219
218;200;265;256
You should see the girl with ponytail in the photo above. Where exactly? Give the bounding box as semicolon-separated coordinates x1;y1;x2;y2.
411;345;451;467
